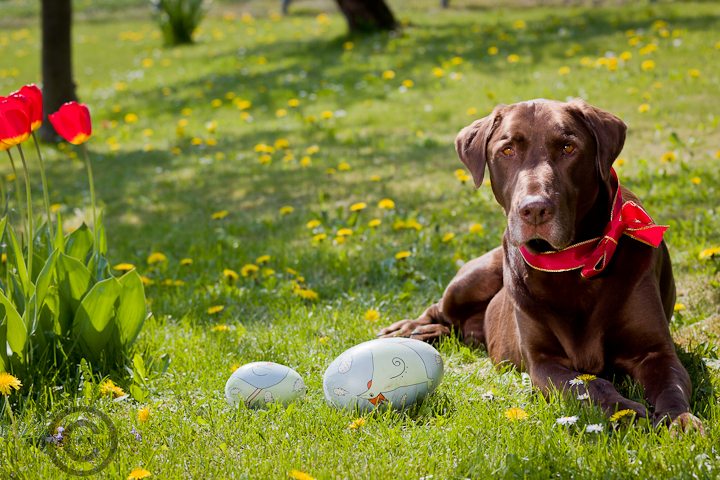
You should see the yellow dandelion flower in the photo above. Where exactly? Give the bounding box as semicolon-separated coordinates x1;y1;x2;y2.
382;70;395;79
395;251;411;259
349;417;366;429
337;228;353;236
393;220;405;230
181;258;193;266
558;66;570;75
223;269;239;281
620;51;632;61
513;20;526;29
641;60;655;71
507;54;520;64
191;138;203;145
280;206;294;215
688;69;700;77
211;99;222;108
321;111;333;119
505;407;528;421
208;305;225;314
275;138;290;149
241;264;259;276
488;46;498;55
230;363;241;373
609;409;635;422
100;379;125;398
113;263;135;271
364;309;380;321
432;67;445;77
140;276;154;286
173;280;185;286
141;58;154;68
350;202;367;211
293;288;319;301
405;219;422;231
674;303;685;311
307;220;321;229
370;175;381;181
50;203;62;213
212;210;228;219
691;177;701;184
638;104;650;113
127;468;152;480
334;236;346;244
301;156;311;166
577;374;596;382
288;470;315;480
467;107;477;116
470;224;483;234
259;155;272;164
343;41;354;50
616;158;626;166
147;252;167;264
402;79;414;88
306;145;320;154
276;109;287;117
368;219;381;227
441;233;455;242
313;233;327;241
0;373;22;395
661;152;676;162
256;255;271;264
318;336;329;345
125;113;138;123
138;406;152;423
378;198;395;209
699;247;720;260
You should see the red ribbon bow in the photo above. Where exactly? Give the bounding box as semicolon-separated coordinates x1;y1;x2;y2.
519;170;668;278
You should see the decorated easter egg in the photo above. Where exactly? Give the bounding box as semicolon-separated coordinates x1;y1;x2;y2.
323;338;444;411
225;362;306;409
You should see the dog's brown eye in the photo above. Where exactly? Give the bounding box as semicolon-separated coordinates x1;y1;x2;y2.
502;147;514;156
563;145;574;154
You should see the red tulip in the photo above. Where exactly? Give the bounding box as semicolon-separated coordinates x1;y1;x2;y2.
49;102;92;145
11;84;42;131
0;95;31;148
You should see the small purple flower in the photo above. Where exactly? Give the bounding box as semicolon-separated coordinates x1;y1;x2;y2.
130;426;142;442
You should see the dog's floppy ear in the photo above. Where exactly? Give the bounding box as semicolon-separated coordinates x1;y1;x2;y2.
455;107;503;188
570;98;627;182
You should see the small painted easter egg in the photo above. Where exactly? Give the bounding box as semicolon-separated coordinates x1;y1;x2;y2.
323;338;444;411
225;362;306;409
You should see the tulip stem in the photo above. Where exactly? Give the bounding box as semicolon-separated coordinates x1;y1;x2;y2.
81;144;98;262
17;145;33;288
3;394;21;458
31;132;54;240
5;150;26;239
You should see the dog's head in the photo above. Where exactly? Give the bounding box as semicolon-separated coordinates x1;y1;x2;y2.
455;98;626;254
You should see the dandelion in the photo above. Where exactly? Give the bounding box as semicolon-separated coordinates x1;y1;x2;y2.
470;224;483;234
113;263;135;272
211;325;229;333
641;60;655;71
288;99;299;107
276;109;287;117
100;379;125;398
321;111;333;119
127;468;152;480
585;424;603;434
620;51;632;61
556;415;579;425
365;309;380;321
638;104;650;113
507;54;520;64
370;175;381;181
368;219;381;227
513;20;526;29
337;228;353;236
306;220;321;229
125;113;138;123
306;145;320;154
0;373;22;396
350;202;367;211
661;152;677;162
441;233;455;242
402;79;413;88
349;418;366;429
50;203;62;212
275;138;290;149
467;107;477;116
288;470;315;480
293;288;319;301
378;198;395;209
147;252;167;264
259;155;271;164
208;305;225;314
223;269;239;281
576;374;596;382
338;163;351;171
432;67;445;77
313;233;327;241
691;177;701;184
138;406;152;423
698;247;720;260
505;407;528;421
140;276;154;286
301;156;311;166
280;206;294;215
405;219;422;231
488;46;498;55
382;70;395;79
609;409;635;422
395;251;412;259
616;158;626;166
181;258;193;266
241;264;260;276
558;66;570;75
343;41;354;50
212;210;228;219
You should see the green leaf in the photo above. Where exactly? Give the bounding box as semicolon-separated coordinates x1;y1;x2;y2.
65;223;94;263
133;353;147;386
72;276;122;360
0;317;8;372
54;211;65;254
116;270;146;348
0;215;8;244
56;253;94;314
26;249;59;335
0;289;26;363
130;384;148;402
6;224;28;295
97;210;107;255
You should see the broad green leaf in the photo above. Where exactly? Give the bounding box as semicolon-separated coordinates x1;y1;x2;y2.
56;253;94;314
97;210;107;255
133;353;147;386
88;253;111;282
0;289;26;362
65;223;93;263
0;215;8;244
9;272;34;316
6;225;28;295
72;276;122;360
26;249;59;335
116;270;146;348
54;211;65;254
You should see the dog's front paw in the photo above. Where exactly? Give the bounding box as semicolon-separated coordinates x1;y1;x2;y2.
667;412;705;438
378;318;450;342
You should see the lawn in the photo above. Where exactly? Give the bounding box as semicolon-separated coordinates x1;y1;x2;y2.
1;0;720;478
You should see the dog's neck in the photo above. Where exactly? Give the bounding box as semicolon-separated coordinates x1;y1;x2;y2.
572;174;616;245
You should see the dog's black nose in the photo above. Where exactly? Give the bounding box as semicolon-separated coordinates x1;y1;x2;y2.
518;195;555;225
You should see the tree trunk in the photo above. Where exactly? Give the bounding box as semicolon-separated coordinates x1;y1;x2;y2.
335;0;396;34
39;0;78;142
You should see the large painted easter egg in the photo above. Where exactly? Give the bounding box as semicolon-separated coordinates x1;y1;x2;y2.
323;338;444;411
225;362;306;409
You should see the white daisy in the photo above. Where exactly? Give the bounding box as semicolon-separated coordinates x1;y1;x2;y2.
569;378;584;386
577;393;590;400
556;415;579;426
586;424;604;434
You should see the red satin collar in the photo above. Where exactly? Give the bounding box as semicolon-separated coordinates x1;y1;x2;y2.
519;169;668;278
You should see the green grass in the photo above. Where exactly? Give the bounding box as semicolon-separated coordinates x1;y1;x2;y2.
2;0;720;478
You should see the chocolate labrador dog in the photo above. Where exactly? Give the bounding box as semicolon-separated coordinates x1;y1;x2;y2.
380;98;703;433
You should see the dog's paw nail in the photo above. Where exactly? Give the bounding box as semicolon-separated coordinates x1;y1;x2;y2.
410;331;421;335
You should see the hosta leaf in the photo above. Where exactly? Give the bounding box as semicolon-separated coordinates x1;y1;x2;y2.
0;289;26;362
56;253;94;314
116;270;146;348
72;276;122;360
65;223;93;263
